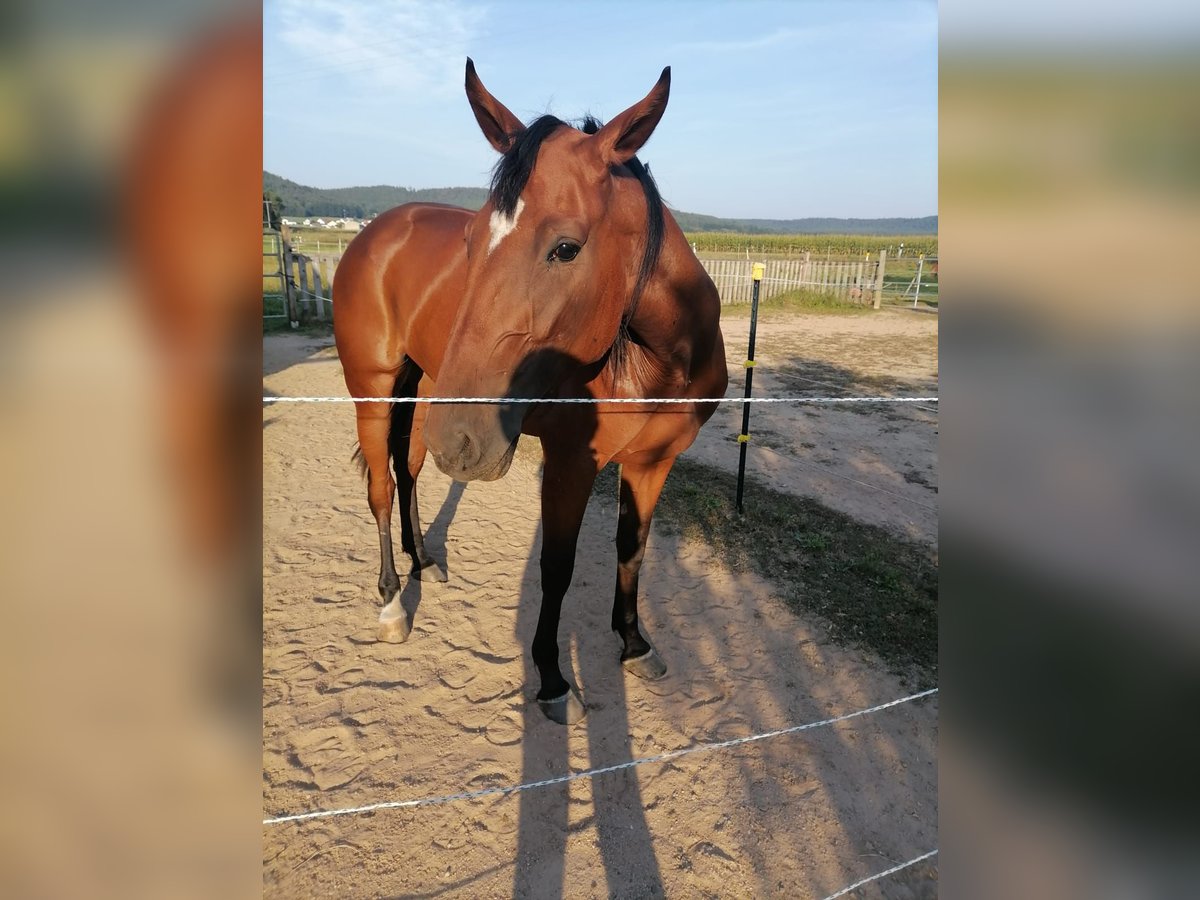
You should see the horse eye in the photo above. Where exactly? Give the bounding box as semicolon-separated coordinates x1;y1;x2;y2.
549;241;580;263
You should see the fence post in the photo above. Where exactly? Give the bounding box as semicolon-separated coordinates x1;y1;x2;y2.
913;254;925;308
297;255;311;319
873;249;887;309
311;263;326;321
282;244;299;327
736;262;765;514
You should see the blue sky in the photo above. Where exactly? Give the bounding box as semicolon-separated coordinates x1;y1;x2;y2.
263;0;937;219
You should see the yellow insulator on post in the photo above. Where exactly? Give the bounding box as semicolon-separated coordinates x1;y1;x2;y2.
751;262;765;282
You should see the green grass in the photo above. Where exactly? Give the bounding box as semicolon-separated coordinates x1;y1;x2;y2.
721;288;874;318
596;457;938;683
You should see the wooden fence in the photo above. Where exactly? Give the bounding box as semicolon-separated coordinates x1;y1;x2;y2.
697;252;888;307
265;242;914;320
264;231;333;325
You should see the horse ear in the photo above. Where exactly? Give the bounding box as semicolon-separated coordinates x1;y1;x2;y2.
592;66;671;167
465;58;524;153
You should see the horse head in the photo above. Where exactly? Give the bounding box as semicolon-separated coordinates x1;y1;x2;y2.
424;59;671;482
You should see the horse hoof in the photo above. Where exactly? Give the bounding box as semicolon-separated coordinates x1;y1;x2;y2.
537;688;586;725
622;648;668;681
376;600;411;643
414;561;447;583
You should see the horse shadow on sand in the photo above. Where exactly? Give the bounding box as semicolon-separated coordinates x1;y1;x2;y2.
376;350;936;897
404;459;937;898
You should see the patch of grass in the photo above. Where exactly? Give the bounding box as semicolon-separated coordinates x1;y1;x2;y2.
647;457;938;683
721;288;873;318
263;316;333;335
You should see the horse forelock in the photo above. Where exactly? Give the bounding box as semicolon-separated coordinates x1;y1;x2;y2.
489;115;565;217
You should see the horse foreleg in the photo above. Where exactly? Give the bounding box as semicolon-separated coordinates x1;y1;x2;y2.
612;457;675;681
533;446;598;724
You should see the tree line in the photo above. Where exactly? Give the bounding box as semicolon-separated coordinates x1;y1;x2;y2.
263;171;936;235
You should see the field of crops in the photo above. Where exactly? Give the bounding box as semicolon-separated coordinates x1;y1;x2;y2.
278;227;937;261
285;226;357;255
684;232;937;258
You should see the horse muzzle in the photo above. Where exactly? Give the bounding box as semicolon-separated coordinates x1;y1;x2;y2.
426;418;520;483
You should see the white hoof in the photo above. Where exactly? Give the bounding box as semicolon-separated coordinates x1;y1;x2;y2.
376;599;410;643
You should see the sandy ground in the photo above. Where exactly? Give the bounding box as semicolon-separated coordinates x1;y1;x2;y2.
262;309;938;898
694;309;939;547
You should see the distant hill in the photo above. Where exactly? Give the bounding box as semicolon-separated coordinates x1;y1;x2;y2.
264;171;936;235
264;172;487;219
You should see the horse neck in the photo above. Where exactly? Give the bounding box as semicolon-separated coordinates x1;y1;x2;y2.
626;206;698;337
595;249;686;398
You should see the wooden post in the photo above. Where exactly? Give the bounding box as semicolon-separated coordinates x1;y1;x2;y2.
873;249;887;309
311;262;326;321
297;254;310;318
282;245;299;326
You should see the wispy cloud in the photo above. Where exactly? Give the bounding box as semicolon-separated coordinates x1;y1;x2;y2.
671;26;824;55
268;0;487;96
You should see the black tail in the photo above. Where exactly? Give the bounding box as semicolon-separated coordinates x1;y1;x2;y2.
388;360;423;467
351;444;368;480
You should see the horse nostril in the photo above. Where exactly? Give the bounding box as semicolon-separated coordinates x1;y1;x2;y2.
452;429;478;470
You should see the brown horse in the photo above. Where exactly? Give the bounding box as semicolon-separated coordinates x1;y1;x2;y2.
333;60;727;723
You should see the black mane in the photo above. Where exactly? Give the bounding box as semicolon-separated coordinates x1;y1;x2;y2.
489;114;665;316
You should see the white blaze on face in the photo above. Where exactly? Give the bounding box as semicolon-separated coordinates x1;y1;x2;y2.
487;198;524;255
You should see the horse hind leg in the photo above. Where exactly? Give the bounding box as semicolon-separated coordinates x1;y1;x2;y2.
612;458;674;681
349;372;408;642
392;368;446;582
